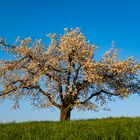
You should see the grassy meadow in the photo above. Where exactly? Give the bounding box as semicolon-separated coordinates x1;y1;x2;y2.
0;117;140;140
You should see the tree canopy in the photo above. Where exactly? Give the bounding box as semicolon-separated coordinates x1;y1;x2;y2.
0;28;140;120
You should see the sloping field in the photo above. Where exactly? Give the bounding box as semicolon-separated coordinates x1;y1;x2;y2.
0;117;140;140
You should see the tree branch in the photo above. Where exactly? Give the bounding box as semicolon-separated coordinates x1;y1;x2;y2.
80;90;121;104
73;65;81;85
80;91;102;104
32;85;61;108
58;81;64;104
28;54;61;82
77;80;89;92
0;88;16;97
0;73;61;108
101;90;120;96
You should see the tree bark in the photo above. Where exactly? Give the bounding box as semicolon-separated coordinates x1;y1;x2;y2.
60;107;71;121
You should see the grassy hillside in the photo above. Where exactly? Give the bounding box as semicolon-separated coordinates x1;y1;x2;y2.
0;117;140;140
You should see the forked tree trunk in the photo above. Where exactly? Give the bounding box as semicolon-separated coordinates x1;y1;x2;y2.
60;107;71;121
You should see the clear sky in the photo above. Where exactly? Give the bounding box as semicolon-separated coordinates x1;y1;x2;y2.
0;0;140;122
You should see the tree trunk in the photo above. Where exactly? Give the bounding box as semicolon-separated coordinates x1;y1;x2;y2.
60;107;71;121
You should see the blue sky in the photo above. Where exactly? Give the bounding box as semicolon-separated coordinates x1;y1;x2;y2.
0;0;140;122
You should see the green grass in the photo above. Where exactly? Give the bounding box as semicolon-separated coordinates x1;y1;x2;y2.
0;117;140;140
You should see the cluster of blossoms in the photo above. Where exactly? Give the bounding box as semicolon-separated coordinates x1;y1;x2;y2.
0;28;139;119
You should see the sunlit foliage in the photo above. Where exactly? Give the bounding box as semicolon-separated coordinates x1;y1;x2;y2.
0;28;140;120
